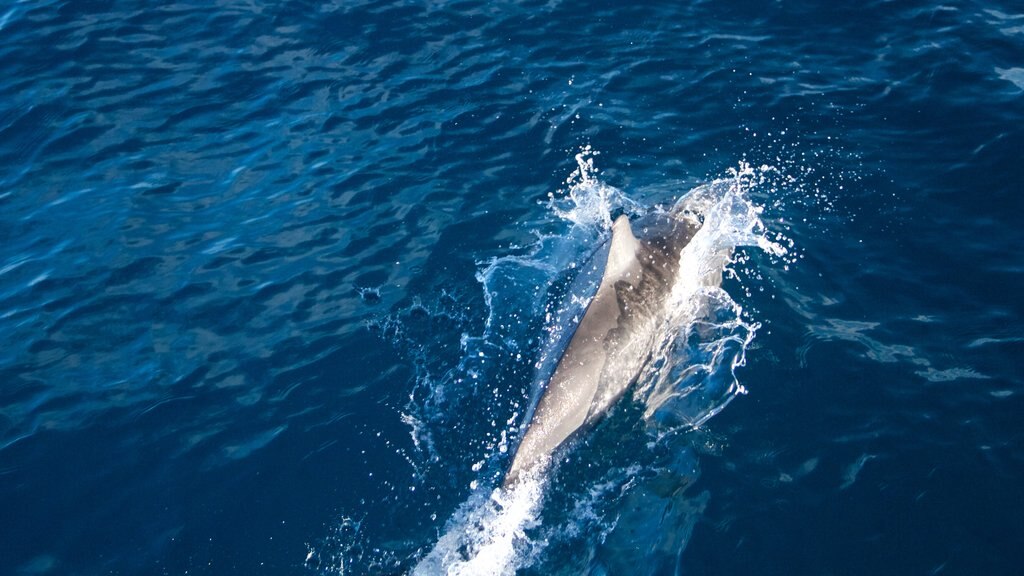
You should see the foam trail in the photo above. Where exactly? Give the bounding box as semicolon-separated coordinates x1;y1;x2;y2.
412;471;546;576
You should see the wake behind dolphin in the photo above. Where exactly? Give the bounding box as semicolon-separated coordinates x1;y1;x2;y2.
412;160;787;575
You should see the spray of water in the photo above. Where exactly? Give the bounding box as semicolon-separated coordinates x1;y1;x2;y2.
409;154;789;575
636;163;787;433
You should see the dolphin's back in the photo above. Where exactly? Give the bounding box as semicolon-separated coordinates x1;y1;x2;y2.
504;212;699;486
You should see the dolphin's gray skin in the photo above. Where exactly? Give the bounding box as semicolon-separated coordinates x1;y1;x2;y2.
504;209;700;487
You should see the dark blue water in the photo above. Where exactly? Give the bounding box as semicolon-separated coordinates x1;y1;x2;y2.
2;1;1022;574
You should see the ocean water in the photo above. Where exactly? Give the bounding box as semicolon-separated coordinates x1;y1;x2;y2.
1;1;1022;575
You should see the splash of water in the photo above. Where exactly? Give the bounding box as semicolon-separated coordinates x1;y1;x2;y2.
408;156;789;575
637;163;787;432
549;145;643;231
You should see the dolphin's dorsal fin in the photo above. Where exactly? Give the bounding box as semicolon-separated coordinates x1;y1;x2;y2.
605;215;641;282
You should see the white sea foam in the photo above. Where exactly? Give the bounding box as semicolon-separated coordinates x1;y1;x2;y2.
411;472;546;576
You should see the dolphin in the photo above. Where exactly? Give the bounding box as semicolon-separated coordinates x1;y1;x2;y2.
503;207;703;487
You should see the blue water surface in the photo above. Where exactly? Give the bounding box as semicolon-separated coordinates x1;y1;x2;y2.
1;1;1022;575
